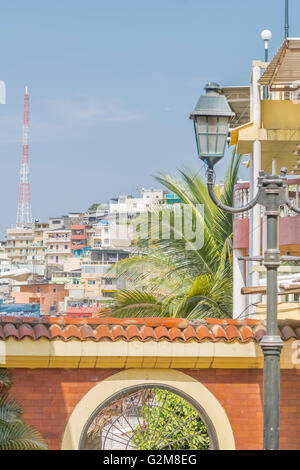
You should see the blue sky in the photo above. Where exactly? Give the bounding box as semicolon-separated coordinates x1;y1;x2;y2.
0;0;298;235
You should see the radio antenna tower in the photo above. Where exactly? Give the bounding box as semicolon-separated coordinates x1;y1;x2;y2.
16;85;32;228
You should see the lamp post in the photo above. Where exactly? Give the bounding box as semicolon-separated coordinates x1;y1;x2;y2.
190;83;300;450
261;30;272;62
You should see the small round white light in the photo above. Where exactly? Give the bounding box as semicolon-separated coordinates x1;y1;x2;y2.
261;30;272;41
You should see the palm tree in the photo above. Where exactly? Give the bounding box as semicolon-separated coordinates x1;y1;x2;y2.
111;149;241;319
0;368;47;450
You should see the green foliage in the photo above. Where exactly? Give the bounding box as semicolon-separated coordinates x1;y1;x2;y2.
0;368;47;450
88;203;103;212
130;389;210;450
0;421;48;450
111;149;241;319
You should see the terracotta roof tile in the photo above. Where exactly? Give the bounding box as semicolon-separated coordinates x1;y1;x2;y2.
34;324;50;340
80;325;96;340
169;327;185;341
3;323;19;339
154;326;170;340
253;324;267;342
49;324;65;340
19;324;35;340
64;325;81;340
111;325;127;341
196;325;212;341
126;325;140;340
140;326;155;341
281;325;297;341
21;316;39;324
225;325;241;341
211;325;227;341
2;316;20;323
0;316;299;344
295;327;300;339
96;325;112;340
240;325;254;341
183;326;198;341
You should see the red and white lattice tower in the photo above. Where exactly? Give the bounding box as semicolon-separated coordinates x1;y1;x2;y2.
16;86;32;228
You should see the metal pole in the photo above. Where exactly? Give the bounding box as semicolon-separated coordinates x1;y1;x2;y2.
259;175;283;450
285;0;289;39
207;171;287;449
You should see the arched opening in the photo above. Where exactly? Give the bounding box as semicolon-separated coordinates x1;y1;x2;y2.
61;369;235;450
79;384;218;450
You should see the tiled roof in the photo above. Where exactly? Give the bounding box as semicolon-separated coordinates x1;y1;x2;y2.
0;316;300;343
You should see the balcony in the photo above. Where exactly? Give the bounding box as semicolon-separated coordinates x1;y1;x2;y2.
234;179;300;252
46;248;71;255
71;234;86;240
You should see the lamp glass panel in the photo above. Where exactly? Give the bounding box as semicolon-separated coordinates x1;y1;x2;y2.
196;116;207;133
208;134;217;154
207;116;217;134
199;134;208;153
216;134;226;154
218;116;229;133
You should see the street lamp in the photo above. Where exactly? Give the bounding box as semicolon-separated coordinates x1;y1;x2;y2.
261;29;272;62
190;82;235;169
190;83;300;450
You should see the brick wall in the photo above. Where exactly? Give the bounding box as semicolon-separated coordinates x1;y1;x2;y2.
10;369;118;449
9;368;300;450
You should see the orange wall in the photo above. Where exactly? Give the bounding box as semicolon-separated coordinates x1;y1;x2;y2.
12;285;68;313
9;368;300;450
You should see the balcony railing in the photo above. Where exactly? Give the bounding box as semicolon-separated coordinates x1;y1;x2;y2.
234;179;300;219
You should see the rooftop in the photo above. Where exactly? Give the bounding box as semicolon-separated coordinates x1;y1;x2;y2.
0;316;299;343
259;38;300;87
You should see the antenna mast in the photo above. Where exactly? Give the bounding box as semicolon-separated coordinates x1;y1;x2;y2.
285;0;289;39
16;86;32;228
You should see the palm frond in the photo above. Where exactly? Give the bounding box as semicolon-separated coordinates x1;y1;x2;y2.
110;148;240;319
0;420;47;450
0;369;11;389
0;393;23;423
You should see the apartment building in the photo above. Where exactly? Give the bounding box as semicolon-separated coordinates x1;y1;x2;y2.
109;188;166;217
70;225;87;252
45;229;71;266
230;38;300;319
12;283;68;313
27;222;49;262
5;227;34;264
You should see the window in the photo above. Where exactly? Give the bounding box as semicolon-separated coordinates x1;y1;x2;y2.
53;288;56;292
65;245;68;250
